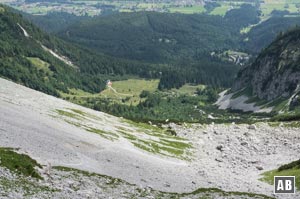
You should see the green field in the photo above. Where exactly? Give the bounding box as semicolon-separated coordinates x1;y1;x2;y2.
168;84;205;96
261;0;300;16
62;79;208;106
210;5;232;16
169;6;206;14
62;79;160;106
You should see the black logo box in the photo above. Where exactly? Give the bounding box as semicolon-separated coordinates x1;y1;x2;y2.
274;176;295;194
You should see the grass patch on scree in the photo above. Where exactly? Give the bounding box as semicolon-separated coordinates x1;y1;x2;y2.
0;148;42;179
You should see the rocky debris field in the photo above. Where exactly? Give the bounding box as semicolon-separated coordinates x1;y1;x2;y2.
0;165;272;199
170;122;300;198
0;78;299;199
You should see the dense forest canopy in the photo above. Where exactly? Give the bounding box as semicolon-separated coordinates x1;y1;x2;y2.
57;5;259;64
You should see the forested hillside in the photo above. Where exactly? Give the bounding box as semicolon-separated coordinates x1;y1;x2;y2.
242;16;300;53
58;5;259;64
0;4;162;96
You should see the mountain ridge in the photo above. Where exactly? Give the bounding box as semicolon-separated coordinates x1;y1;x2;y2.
218;27;300;114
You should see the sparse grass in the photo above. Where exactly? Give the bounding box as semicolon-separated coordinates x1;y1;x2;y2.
260;160;300;190
123;119;192;160
266;97;289;112
54;108;193;160
231;87;253;99
268;121;300;128
168;84;205;96
0;177;57;196
56;109;84;120
86;127;119;141
54;166;274;198
180;187;274;199
0;148;42;179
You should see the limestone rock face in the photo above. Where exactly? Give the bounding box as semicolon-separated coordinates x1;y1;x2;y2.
233;28;300;101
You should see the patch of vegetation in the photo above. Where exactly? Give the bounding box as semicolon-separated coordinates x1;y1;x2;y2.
261;160;300;190
85;127;119;141
0;148;42;179
180;187;274;199
278;159;300;171
54;108;193;160
27;57;52;76
0;6;5;13
232;87;253;99
271;112;300;122
122;119;193;160
56;109;84;120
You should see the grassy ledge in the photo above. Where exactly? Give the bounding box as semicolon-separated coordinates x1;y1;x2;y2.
0;147;42;179
260;159;300;190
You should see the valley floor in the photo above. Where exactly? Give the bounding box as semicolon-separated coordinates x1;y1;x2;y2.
0;78;299;198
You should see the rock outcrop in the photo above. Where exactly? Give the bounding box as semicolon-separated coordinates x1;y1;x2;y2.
233;28;300;101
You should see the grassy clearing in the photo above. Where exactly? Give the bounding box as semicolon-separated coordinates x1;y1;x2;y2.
260;0;300;16
100;79;159;105
210;4;232;16
260;160;300;190
61;79;159;106
0;148;42;179
168;84;205;96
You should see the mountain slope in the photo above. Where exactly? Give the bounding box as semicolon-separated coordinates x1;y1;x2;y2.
233;28;300;100
2;77;299;198
0;5;160;96
218;27;300;113
242;16;300;53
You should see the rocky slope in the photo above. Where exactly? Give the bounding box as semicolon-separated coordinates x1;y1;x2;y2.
217;28;300;112
1;77;299;198
233;28;300;101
